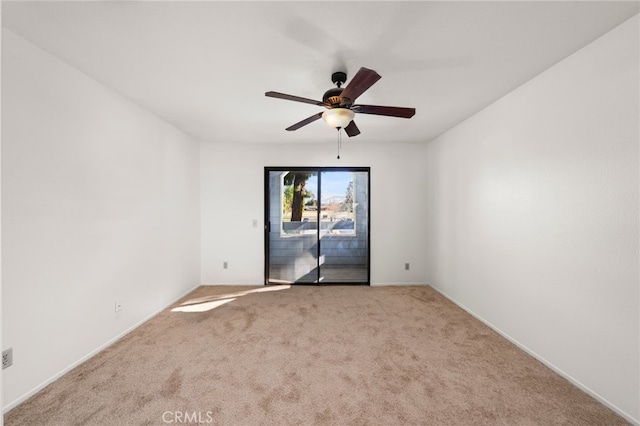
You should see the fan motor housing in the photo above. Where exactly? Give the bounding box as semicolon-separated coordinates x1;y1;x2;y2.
323;87;343;106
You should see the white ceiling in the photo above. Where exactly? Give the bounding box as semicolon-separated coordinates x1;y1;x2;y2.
3;1;638;145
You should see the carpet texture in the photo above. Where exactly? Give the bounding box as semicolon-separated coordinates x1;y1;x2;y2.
5;285;627;425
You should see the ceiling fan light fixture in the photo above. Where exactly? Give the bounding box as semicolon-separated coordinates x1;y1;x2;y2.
266;67;414;136
322;108;354;129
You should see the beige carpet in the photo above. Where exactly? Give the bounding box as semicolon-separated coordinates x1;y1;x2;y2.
5;285;627;425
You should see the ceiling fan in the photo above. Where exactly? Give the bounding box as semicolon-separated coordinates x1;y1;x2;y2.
265;67;415;137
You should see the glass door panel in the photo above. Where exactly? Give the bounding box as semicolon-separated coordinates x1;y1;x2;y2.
318;171;369;283
267;170;319;283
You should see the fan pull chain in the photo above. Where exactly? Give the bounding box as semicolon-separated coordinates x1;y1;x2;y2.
337;128;342;160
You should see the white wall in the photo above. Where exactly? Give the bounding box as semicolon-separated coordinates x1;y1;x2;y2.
0;6;4;426
426;15;639;423
201;141;428;286
1;30;201;410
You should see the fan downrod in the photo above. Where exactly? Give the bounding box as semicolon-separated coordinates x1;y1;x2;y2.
323;71;348;106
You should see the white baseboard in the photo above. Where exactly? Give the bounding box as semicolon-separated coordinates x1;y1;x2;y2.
2;284;201;413
371;282;429;286
430;285;639;426
199;282;431;287
200;282;262;286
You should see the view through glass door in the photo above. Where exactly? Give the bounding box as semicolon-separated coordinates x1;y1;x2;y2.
265;167;370;285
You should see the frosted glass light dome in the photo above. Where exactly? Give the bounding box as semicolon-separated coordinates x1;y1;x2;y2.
322;108;355;129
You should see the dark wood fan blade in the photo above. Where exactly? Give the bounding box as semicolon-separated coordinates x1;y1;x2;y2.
344;121;360;137
286;112;324;131
339;67;381;104
266;91;328;107
352;104;416;118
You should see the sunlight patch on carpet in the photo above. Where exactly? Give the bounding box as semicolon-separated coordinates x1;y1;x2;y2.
171;298;236;313
172;285;291;313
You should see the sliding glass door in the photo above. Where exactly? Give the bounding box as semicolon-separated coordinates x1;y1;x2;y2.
265;167;370;285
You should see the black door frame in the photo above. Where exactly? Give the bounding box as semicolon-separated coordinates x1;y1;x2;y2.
264;166;371;285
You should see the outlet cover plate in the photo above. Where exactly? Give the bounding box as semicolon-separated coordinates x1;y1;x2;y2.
2;348;13;369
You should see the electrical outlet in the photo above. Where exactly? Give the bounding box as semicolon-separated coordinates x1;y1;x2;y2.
405;263;410;271
115;299;123;313
2;348;13;369
223;261;228;269
252;219;258;228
